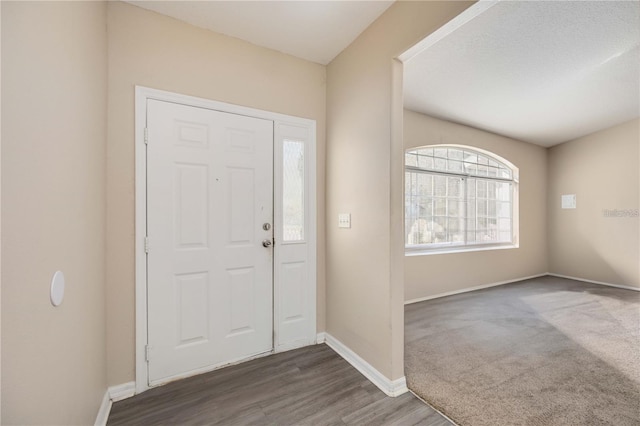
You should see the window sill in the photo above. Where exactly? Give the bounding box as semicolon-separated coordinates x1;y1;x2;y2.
405;243;518;257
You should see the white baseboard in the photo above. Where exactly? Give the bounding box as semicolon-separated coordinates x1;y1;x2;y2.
405;273;547;305
316;332;326;344
94;382;135;425
547;273;640;292
405;273;639;305
324;333;408;397
109;381;136;402
94;390;112;426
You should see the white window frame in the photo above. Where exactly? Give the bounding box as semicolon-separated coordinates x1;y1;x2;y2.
404;144;519;256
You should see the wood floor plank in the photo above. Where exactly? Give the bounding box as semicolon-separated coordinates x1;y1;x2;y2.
108;344;451;425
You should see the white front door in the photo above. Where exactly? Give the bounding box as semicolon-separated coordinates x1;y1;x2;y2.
146;99;274;385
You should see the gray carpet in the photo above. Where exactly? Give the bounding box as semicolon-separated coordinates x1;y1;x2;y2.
405;276;640;426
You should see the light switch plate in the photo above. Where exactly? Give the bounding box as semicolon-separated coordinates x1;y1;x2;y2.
561;194;576;209
338;213;351;228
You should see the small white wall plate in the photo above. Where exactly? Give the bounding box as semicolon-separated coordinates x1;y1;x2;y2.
338;213;351;228
50;270;65;307
561;194;577;209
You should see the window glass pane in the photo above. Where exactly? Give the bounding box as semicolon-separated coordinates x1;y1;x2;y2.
405;172;415;244
405;152;417;167
434;217;447;242
418;153;433;169
497;182;511;201
499;168;513;179
422;174;434;197
283;140;304;241
464;163;476;175
435;198;446;216
434;148;447;159
447;159;463;173
487;181;497;199
499;218;511;232
463;151;477;163
488;201;497;217
448;177;462;197
487;221;498;240
448;217;464;243
466;216;475;231
477;180;487;198
467;201;476;219
497;201;511;218
434;175;447;196
419;148;434;157
434;157;446;171
448;148;463;160
406;171;436;245
467;178;476;197
447;199;462;216
477;200;487;216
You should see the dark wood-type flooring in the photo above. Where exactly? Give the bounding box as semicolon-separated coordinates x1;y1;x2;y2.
108;344;451;425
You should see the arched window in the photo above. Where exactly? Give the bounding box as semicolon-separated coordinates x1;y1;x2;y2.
405;145;519;253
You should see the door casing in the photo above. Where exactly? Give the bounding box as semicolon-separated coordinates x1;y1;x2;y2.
134;86;317;394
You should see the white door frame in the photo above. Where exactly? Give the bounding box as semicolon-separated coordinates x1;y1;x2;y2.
135;86;317;393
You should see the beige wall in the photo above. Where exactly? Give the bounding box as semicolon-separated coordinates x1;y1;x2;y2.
548;119;640;288
326;1;473;380
106;1;327;386
1;2;108;424
2;4;636;423
403;111;548;301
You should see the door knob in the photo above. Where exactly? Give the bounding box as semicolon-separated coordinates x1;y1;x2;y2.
262;239;272;248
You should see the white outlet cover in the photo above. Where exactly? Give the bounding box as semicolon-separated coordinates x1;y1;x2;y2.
338;213;351;228
50;270;65;307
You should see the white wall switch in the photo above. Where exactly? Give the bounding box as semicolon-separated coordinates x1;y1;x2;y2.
338;213;351;228
561;194;576;209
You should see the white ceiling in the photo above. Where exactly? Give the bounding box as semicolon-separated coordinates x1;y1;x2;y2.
124;1;394;65
402;1;640;147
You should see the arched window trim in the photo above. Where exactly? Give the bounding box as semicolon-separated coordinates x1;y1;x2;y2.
405;144;519;255
405;144;519;182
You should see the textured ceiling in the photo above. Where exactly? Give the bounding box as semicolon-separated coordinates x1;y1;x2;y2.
124;1;394;65
402;1;640;147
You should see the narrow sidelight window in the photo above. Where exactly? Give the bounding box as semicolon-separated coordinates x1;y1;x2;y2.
282;140;305;241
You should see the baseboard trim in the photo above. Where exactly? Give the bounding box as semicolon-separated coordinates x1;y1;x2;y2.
316;332;326;344
405;273;639;305
109;381;136;402
404;274;547;305
324;333;408;397
547;273;640;292
94;389;112;426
